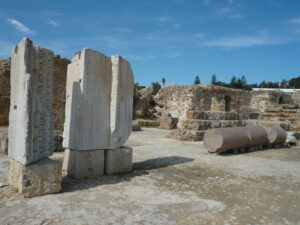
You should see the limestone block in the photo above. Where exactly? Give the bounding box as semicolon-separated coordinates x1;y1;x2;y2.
0;129;8;155
167;129;205;142
105;147;133;174
63;49;112;150
63;149;105;179
9;158;62;198
110;56;134;149
8;38;54;165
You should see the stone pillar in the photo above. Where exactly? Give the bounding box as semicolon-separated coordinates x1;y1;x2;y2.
63;51;134;178
63;49;111;178
105;56;134;174
8;38;62;197
110;56;134;149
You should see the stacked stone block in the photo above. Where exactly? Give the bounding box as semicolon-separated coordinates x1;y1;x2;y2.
8;38;62;197
63;49;134;179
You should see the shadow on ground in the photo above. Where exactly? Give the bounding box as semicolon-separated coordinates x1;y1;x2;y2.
62;156;194;193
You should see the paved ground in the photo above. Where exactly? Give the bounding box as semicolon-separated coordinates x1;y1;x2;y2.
0;128;300;225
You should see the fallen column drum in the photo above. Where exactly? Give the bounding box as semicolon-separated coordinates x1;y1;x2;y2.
261;125;287;145
203;126;270;153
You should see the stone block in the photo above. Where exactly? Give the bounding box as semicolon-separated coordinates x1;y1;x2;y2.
167;130;205;142
132;121;142;131
8;38;54;165
159;112;178;130
110;56;134;149
63;49;112;150
0;129;8;155
9;158;62;198
63;149;105;179
105;147;133;174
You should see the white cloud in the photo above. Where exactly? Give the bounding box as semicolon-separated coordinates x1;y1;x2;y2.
203;34;287;48
7;18;33;34
48;20;60;27
288;18;300;25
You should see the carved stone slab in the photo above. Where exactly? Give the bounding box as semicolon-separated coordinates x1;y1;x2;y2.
8;38;54;165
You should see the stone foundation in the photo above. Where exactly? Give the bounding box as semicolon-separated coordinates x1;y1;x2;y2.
105;147;133;174
9;158;62;198
167;130;205;142
63;149;105;179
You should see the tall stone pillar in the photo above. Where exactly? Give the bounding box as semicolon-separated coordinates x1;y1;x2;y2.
8;38;62;197
63;51;134;178
63;49;111;179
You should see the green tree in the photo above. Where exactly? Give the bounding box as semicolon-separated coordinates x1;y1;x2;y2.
280;79;288;88
194;75;201;85
211;74;217;85
134;82;145;90
151;82;161;95
161;78;166;86
230;76;237;88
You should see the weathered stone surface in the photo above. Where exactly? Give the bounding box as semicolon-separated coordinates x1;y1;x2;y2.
203;126;270;153
0;59;10;126
243;120;290;131
262;125;287;145
105;147;133;174
63;49;112;150
9;158;62;198
9;38;54;165
110;56;134;149
186;111;239;120
167;130;205;141
52;56;70;130
137;119;160;127
181;119;245;130
0;128;8;155
54;130;64;152
159;112;178;130
132;121;142;131
63;149;104;179
133;87;156;120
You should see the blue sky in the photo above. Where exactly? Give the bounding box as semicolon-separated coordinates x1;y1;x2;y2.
1;0;300;86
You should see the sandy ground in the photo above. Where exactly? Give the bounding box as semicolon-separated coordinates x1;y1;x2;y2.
0;128;300;225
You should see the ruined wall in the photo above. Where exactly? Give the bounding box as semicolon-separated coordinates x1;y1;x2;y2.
53;56;70;130
192;85;251;119
0;59;11;126
155;85;252;128
155;85;194;125
0;56;70;130
250;91;293;114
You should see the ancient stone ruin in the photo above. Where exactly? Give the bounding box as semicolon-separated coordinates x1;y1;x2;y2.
8;38;62;197
63;49;134;178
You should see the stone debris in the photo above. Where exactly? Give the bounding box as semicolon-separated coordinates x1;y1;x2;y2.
137;119;160;127
132;121;142;131
0;129;8;155
8;38;61;197
159;112;178;130
167;129;205;142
